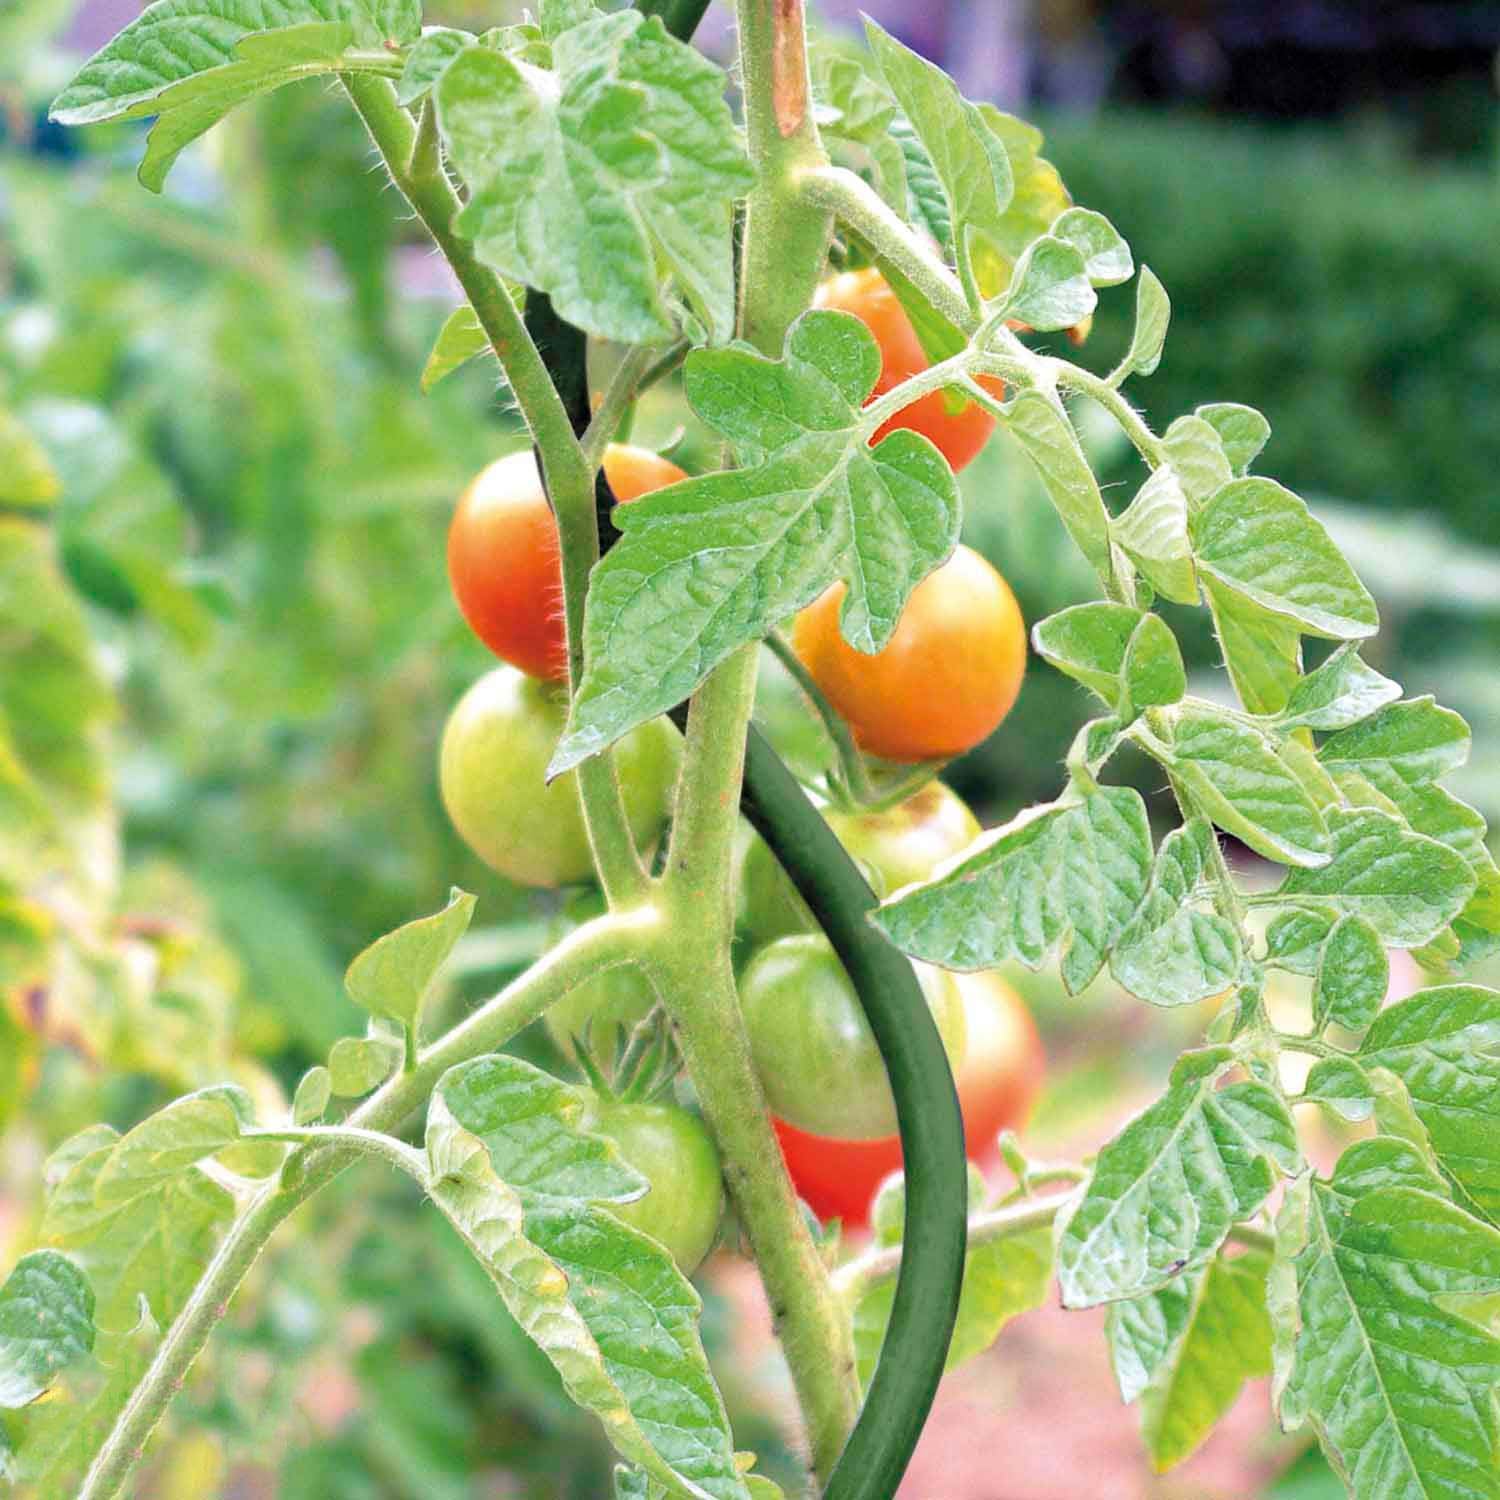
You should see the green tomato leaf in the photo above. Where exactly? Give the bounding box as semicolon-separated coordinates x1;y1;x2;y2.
1203;575;1303;717
1001;236;1097;332
1194;403;1270;477
436;11;752;345
426;1063;748;1500
811;50;907;216
89;1086;249;1207
1032;602;1183;714
344;887;476;1040
1050;206;1133;287
396;25;475;104
852;1224;1051;1387
421;303;508;393
967;106;1073;294
39;1130;234;1328
1265;908;1336;976
1111;820;1242;1008
873;787;1153;994
1191;478;1378;641
0;409;61;511
291;1066;331;1125
431;1055;645;1205
1121;266;1170;379
51;3;419;190
1002;389;1113;582
1275;809;1476;949
1277;645;1400;733
1158;704;1330;869
889;113;952;255
328;1034;402;1097
1056;1046;1297;1307
1108;1249;1272;1472
1311;915;1387;1034
1359;986;1500;1224
1273;1142;1500;1500
551;311;960;772
1318;697;1469;789
1112;464;1198;606
1161;415;1232;508
1302;1056;1374;1122
0;1252;95;1409
863;20;1012;281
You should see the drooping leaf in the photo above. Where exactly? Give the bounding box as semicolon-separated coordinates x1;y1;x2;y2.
874;787;1153;993
1112;464;1197;605
1157;704;1330;869
1001;236;1096;332
0;1252;95;1409
344;887;475;1041
1317;697;1470;790
1359;986;1500;1223
437;11;752;345
551;311;960;771
1311;915;1387;1034
1192;479;1378;642
1111;820;1242;1008
863;20;1012;282
1001;389;1113;582
90;1086;249;1206
1273;1139;1500;1500
1108;1250;1273;1472
51;3;419;189
1273;809;1476;949
1302;1056;1374;1123
1276;646;1400;734
1119;266;1170;379
291;1066;331;1125
1031;603;1184;716
427;1059;749;1500
1194;403;1270;477
1050;207;1132;287
1161;415;1232;508
1203;575;1303;716
1056;1047;1297;1307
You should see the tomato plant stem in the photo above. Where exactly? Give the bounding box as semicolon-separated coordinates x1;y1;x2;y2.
342;74;649;908
75;911;655;1500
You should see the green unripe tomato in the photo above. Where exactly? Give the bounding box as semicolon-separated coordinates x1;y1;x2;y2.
585;1095;724;1275
735;781;981;949
739;933;966;1140
439;666;679;888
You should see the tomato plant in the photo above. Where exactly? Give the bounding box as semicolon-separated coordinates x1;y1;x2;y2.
792;545;1027;762
11;3;1500;1500
439;665;679;888
770;970;1042;1227
448;443;686;681
813;268;1006;471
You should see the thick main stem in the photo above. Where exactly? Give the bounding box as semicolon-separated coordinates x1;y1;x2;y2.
342;75;648;908
76;913;654;1500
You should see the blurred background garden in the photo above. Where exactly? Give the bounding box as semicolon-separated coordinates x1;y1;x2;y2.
3;0;1499;1495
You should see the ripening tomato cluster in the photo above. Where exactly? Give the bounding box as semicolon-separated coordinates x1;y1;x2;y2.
436;267;1039;1241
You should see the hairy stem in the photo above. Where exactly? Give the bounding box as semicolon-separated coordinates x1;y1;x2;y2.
76;911;655;1500
343;74;648;908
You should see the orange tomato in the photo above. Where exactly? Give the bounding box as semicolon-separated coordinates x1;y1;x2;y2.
792;544;1026;762
447;442;686;680
813;267;1004;472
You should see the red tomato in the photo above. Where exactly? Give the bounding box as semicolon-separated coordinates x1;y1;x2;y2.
813;267;1005;472
772;971;1043;1227
447;443;686;681
792;544;1027;763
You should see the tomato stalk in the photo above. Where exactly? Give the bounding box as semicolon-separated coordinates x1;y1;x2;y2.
74;909;656;1500
342;75;651;909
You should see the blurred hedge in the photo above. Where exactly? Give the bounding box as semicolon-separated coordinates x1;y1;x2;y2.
1045;110;1500;542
